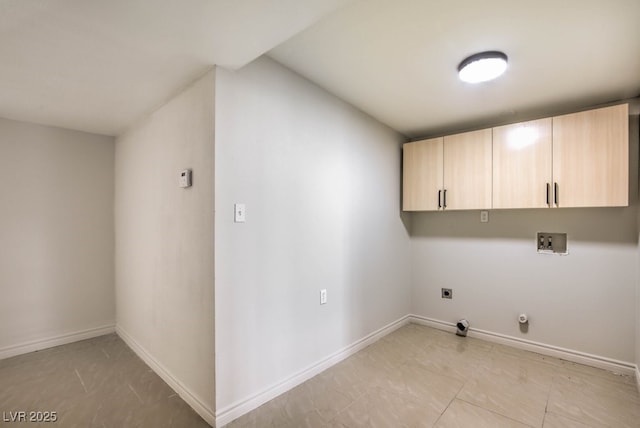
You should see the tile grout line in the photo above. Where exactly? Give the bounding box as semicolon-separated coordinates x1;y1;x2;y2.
323;384;372;426
454;397;538;428
228;324;640;426
439;340;545;427
542;377;554;427
432;383;464;427
432;357;474;427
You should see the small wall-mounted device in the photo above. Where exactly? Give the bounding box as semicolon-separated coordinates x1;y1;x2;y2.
179;169;192;188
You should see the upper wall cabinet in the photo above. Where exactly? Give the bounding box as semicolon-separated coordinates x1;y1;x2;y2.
493;118;553;209
403;137;443;211
402;130;491;211
552;104;628;208
443;129;492;210
403;103;629;212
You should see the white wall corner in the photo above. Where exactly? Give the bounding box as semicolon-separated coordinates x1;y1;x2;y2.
116;325;215;427
215;315;410;427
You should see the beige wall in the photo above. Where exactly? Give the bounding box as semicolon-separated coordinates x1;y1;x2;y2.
0;118;115;355
115;70;215;423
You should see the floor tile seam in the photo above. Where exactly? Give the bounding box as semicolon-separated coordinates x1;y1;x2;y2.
559;371;640;394
365;383;420;406
459;378;549;422
477;363;561;390
554;360;637;383
550;376;640;405
279;408;325;427
579;379;640;398
320;387;368;426
303;384;357;423
542;410;597;428
542;376;556;428
546;402;631;428
431;382;465;427
488;345;571;370
454;396;538;428
488;349;565;373
369;380;453;417
451;361;473;402
280;378;353;414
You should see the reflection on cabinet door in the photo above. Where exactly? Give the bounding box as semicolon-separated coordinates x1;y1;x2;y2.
443;129;492;210
493;118;552;209
402;137;443;211
552;104;628;208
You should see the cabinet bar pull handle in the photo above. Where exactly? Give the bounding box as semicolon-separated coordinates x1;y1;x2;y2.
443;189;447;209
546;183;550;206
438;190;442;209
554;182;558;206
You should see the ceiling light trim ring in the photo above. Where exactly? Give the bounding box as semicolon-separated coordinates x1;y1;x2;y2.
458;51;508;83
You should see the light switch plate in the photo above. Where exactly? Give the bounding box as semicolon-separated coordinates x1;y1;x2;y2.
179;169;192;188
234;203;246;223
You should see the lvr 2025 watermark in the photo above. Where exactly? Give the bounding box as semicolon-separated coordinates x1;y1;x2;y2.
3;411;58;423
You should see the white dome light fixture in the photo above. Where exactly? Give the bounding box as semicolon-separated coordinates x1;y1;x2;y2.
458;51;508;83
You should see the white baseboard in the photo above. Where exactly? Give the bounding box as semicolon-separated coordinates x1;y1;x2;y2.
410;315;636;376
116;325;215;427
0;324;115;360
215;314;411;427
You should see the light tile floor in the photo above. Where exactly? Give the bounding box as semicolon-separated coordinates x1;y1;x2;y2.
2;325;638;427
226;324;640;428
0;334;209;428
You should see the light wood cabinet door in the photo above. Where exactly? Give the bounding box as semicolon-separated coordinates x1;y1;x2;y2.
402;137;443;211
493;118;552;209
552;104;628;207
443;129;492;210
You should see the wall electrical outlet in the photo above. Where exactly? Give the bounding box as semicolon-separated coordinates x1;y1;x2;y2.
480;211;489;223
441;288;453;299
320;289;327;305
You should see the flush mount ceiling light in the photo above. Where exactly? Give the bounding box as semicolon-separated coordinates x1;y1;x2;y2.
458;51;508;83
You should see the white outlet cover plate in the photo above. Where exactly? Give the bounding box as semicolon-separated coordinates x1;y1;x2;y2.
480;211;489;223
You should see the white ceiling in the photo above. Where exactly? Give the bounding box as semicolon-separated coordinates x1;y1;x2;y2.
270;0;640;138
0;0;351;136
1;0;639;138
